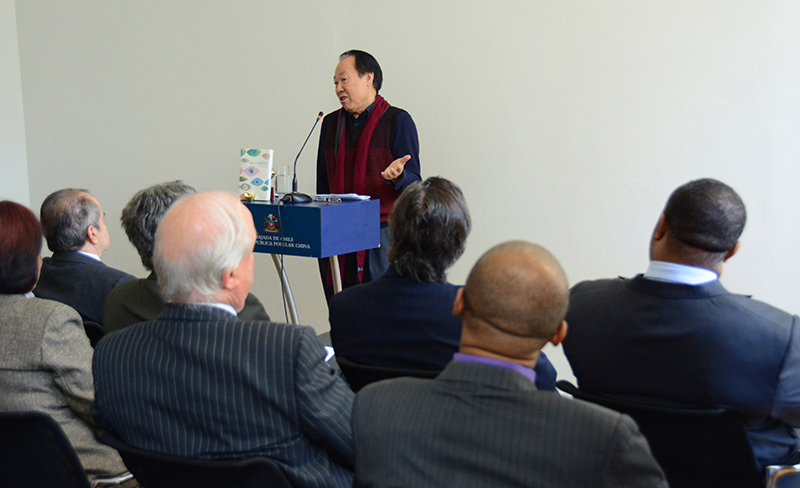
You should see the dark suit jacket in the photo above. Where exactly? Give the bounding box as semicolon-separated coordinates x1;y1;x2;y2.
101;272;270;334
34;251;135;325
329;266;558;390
93;303;355;488
563;276;800;468
353;361;668;488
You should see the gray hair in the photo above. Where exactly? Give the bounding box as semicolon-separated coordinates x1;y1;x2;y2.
154;192;253;303
121;180;196;271
40;188;101;252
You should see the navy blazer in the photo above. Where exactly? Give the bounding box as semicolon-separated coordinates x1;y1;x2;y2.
329;266;558;390
563;276;800;468
93;304;355;488
34;251;135;325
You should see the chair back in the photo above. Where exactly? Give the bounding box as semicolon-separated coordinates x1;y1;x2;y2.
336;355;439;392
99;431;293;488
556;381;762;488
83;320;105;348
0;411;91;488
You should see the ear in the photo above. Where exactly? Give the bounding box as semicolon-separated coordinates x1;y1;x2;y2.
452;287;465;317
364;71;374;87
85;225;100;245
723;241;741;262
653;214;668;241
221;267;239;292
548;320;568;347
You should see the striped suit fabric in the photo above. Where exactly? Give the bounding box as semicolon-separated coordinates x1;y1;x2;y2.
353;361;668;488
93;303;354;488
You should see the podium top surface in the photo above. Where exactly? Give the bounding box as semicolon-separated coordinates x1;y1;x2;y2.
244;199;380;258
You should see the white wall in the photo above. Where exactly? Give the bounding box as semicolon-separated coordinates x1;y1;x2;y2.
14;1;800;381
1;0;30;205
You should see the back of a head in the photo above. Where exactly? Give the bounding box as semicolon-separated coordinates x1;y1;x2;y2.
0;201;44;294
463;241;569;342
40;188;100;252
121;180;196;271
340;49;383;92
663;178;746;254
154;191;252;303
387;177;471;282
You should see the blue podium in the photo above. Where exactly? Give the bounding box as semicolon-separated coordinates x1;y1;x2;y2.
244;199;380;323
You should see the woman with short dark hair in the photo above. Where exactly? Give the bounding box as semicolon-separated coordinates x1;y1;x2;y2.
0;200;130;481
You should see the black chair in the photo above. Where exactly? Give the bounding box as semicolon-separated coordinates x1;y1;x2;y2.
336;355;439;392
99;431;293;488
0;411;133;488
83;320;105;348
556;380;763;488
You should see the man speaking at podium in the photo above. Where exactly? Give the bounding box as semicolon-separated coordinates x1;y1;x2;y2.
316;50;421;300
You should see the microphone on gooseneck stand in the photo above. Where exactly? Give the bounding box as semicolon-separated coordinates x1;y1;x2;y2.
281;111;324;203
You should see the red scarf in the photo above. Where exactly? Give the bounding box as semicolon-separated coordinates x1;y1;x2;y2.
331;94;389;284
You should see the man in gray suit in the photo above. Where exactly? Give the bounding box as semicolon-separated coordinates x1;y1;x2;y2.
93;191;355;488
34;188;135;326
353;241;667;488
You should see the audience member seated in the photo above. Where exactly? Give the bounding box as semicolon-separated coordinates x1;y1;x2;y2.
0;200;130;481
563;178;800;469
93;191;355;488
102;180;270;334
330;176;558;389
33;188;135;326
352;241;668;487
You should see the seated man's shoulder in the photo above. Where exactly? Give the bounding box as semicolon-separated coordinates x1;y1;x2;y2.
570;277;627;296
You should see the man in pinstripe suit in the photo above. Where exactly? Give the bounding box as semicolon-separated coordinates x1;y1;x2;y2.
93;191;355;488
353;241;668;488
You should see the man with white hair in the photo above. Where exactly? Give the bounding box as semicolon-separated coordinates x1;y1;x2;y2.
93;191;355;488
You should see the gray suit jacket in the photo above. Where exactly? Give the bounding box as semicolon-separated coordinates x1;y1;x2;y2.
34;251;135;325
353;361;668;488
93;303;355;488
0;294;128;479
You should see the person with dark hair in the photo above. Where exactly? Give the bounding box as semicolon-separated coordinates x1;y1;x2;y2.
33;188;135;327
0;201;131;482
352;241;667;488
328;177;557;388
102;180;270;333
563;178;800;469
316;49;422;300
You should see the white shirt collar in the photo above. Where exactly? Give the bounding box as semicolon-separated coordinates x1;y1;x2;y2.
188;302;238;317
77;251;101;262
644;260;718;285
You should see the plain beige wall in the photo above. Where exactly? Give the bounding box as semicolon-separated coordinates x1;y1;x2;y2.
12;1;800;381
1;0;29;205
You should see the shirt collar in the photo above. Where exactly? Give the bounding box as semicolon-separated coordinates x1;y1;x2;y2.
187;302;238;317
77;251;101;262
453;353;538;384
644;260;718;285
346;101;375;125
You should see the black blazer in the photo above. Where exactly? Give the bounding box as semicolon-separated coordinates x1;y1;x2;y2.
563;275;800;468
34;251;135;325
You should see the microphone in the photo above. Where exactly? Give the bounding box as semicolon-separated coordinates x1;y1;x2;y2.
282;111;324;203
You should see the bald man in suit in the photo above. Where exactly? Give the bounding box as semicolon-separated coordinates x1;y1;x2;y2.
353;241;667;488
93;192;354;488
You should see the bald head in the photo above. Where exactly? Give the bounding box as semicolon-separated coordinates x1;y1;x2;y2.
461;241;569;348
154;191;256;307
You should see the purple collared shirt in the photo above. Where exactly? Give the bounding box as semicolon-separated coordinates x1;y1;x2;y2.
453;353;537;384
